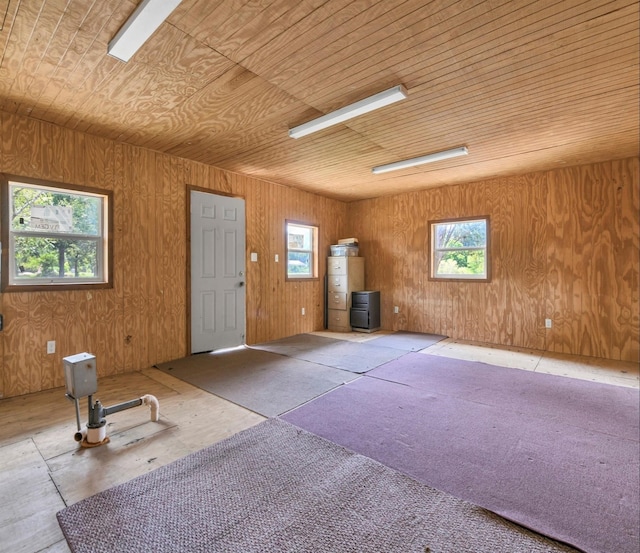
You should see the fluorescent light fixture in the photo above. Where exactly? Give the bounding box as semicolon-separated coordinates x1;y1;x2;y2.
289;85;408;139
372;146;469;174
108;0;182;62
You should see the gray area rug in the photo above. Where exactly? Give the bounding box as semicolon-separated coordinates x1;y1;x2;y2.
57;418;579;553
250;333;341;355
155;347;357;417
367;330;447;351
251;333;407;373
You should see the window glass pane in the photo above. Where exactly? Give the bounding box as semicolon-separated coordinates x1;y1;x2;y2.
10;184;101;236
435;249;485;276
12;236;99;281
288;252;311;276
288;225;312;251
435;220;486;249
3;178;110;289
431;217;489;280
286;221;317;279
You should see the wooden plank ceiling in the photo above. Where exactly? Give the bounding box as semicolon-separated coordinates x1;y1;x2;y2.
0;0;637;201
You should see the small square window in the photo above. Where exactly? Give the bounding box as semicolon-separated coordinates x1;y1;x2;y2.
286;221;318;279
429;217;490;281
1;175;112;291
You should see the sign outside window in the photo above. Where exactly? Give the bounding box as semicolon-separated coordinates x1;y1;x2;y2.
29;206;73;232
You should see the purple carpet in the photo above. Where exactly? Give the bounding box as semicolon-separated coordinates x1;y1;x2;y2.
281;353;640;553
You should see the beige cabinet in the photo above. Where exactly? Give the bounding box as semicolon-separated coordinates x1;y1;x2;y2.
327;256;364;331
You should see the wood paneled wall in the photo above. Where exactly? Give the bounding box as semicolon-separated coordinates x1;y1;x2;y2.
348;158;639;363
0;112;347;398
0;111;636;399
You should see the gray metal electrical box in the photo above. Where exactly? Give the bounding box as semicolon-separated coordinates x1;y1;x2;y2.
63;352;97;399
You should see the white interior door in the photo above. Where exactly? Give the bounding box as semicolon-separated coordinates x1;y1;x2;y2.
190;191;246;354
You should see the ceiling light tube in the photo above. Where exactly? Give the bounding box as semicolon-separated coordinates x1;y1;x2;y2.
289;85;408;139
372;146;469;174
108;0;183;62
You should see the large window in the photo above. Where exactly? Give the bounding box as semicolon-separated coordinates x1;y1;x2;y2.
429;216;490;281
286;221;318;279
1;175;112;290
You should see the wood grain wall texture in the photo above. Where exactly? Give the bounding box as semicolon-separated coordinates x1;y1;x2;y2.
0;111;636;400
348;158;639;363
0;112;347;398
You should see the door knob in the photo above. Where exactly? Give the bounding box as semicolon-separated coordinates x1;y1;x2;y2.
239;282;245;287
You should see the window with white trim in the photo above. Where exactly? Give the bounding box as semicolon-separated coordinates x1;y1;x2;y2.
429;217;490;281
286;221;318;279
1;176;111;290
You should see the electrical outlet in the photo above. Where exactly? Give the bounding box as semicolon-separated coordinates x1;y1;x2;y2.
394;306;399;314
47;340;56;354
301;307;305;315
275;254;279;262
545;319;552;329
